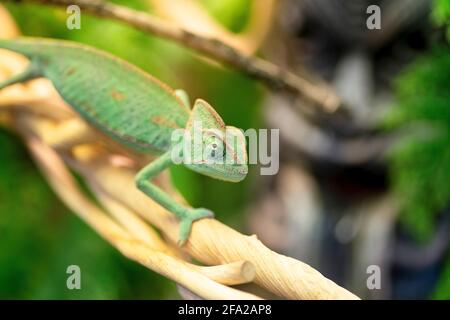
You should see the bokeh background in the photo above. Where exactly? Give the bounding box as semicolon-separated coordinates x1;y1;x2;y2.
0;0;449;299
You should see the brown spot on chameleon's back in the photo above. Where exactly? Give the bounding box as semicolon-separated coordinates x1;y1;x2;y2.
150;115;181;129
80;101;99;118
111;89;125;101
65;67;76;76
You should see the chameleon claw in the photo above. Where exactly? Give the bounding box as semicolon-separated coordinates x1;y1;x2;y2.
177;208;214;246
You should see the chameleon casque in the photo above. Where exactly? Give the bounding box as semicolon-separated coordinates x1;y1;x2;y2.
0;38;248;245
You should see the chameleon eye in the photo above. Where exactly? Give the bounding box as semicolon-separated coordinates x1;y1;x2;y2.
210;143;218;158
207;142;224;160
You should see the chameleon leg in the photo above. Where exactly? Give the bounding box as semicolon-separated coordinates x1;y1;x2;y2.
135;151;213;245
0;63;41;90
175;89;191;108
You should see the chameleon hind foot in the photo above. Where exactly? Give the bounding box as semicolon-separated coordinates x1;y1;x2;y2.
177;208;214;246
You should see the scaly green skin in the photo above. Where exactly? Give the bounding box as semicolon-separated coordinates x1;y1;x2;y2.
0;37;248;245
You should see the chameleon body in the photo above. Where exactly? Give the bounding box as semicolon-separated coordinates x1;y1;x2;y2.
0;38;248;245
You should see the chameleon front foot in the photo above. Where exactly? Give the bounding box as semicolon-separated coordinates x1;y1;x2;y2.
177;208;214;246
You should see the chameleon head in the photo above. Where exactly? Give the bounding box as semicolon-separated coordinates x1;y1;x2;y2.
183;99;248;183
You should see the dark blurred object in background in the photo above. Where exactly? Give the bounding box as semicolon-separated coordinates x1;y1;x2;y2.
249;0;450;300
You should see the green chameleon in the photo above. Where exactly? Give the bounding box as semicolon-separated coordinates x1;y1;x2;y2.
0;37;248;245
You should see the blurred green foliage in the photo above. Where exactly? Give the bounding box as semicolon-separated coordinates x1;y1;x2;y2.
433;0;450;41
1;0;262;299
433;253;450;299
384;48;450;241
201;0;251;32
383;0;450;298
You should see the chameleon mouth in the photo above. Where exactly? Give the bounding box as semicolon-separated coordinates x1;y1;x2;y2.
229;164;248;182
239;166;248;176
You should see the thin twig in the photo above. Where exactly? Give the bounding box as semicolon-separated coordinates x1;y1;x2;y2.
147;0;276;55
3;0;342;114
